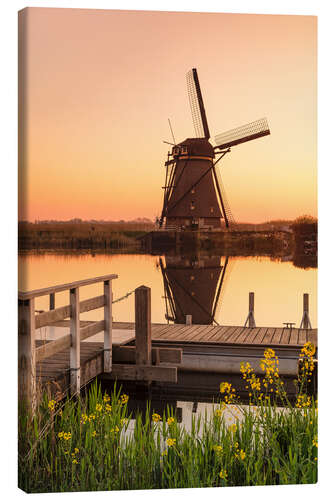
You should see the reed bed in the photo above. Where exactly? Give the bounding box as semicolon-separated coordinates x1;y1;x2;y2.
18;343;317;492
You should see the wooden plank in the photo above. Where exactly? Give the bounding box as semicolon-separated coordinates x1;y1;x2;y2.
105;364;177;383
135;286;152;365
70;287;80;395
307;330;318;346
36;334;71;362
255;327;270;344
18;298;36;410
271;328;283;344
19;273;118;300
289;327;299;345
261;328;276;344
36;295;106;329
208;326;238;342
113;346;182;364
36;321;105;361
170;324;203;341
80;320;105;341
187;324;217;342
36;304;71;329
280;328;291;345
103;281;112;372
298;329;307;345
155;324;188;340
223;326;246;343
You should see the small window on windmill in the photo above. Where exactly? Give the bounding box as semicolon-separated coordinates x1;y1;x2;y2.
190;201;195;210
180;146;188;154
210;206;214;213
191;188;195;194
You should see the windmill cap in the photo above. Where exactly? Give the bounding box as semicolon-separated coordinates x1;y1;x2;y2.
179;138;215;158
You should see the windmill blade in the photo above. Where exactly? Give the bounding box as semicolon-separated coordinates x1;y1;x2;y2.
215;117;270;150
186;68;210;139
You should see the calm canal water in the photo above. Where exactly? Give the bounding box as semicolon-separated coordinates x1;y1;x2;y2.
18;252;317;328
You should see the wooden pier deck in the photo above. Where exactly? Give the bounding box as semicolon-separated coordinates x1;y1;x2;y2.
35;321;317;398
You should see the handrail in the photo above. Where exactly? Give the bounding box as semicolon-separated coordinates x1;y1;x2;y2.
18;273;118;300
18;274;117;410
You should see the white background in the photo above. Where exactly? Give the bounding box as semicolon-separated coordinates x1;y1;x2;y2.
1;1;332;499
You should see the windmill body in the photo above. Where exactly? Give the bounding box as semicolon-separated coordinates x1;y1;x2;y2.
166;138;222;230
159;68;271;230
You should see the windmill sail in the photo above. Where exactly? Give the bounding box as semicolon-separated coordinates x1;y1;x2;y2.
186;68;210;139
215;118;270;150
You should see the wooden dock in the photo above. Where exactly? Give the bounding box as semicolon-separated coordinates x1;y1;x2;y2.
19;275;317;410
34;321;317;399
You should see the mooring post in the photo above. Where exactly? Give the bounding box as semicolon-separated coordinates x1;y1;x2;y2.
49;292;55;310
244;292;256;328
69;287;80;395
300;293;312;329
18;297;36;412
135;286;152;366
186;314;192;325
103;280;113;372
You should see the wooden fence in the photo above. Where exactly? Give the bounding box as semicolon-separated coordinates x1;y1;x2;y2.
18;274;117;409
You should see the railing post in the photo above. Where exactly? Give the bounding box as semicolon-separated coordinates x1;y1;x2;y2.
244;292;256;328
104;280;112;372
18;298;36;411
186;314;192;325
135;286;152;366
49;292;55;310
300;293;312;329
70;287;80;395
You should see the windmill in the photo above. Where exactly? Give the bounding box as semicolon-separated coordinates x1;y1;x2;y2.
159;68;270;230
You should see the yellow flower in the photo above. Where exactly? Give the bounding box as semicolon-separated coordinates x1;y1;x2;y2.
58;431;64;439
152;413;161;422
103;394;110;402
302;342;316;357
219;469;228;480
48;400;57;411
105;404;112;412
166;438;176;447
88;414;96;422
92;430;97;437
81;413;88;424
74;448;79;454
63;432;71;440
96;404;102;412
229;424;237;433
72;459;78;464
213;445;222;453
119;394;129;405
239;449;246;460
167;417;175;426
214;409;223;418
120;418;128;427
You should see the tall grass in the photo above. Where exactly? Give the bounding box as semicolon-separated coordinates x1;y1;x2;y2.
18;343;317;492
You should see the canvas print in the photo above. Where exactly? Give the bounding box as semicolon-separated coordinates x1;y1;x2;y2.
18;8;317;493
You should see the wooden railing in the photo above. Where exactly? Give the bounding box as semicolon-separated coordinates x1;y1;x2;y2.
18;274;118;409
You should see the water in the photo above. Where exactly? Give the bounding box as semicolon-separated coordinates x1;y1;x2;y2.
18;251;317;328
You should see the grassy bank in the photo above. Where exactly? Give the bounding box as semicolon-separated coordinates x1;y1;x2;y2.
18;344;317;492
18;221;153;250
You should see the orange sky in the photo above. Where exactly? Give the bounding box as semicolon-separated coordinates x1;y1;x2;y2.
18;8;317;223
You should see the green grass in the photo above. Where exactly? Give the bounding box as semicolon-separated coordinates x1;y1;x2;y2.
18;346;318;492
